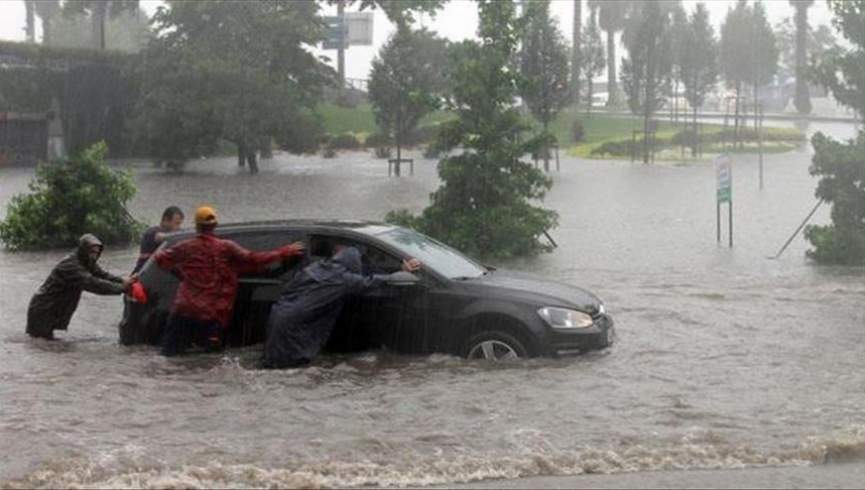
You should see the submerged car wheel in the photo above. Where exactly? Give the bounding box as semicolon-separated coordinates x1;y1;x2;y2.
465;331;529;361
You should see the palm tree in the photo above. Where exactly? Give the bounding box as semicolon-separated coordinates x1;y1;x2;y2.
790;0;813;114
33;0;60;45
571;0;582;105
588;0;629;107
23;0;35;42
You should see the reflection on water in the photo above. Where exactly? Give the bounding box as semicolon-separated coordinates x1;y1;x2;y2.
1;122;863;487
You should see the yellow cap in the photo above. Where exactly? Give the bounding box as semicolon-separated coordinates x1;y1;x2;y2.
194;205;218;226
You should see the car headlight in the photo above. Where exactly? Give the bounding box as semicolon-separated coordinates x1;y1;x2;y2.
598;303;605;315
538;307;594;329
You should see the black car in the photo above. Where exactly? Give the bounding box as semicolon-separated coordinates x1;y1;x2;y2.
120;220;614;360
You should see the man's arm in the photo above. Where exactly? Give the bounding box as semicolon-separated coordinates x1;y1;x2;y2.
229;241;305;272
62;261;128;295
91;261;124;283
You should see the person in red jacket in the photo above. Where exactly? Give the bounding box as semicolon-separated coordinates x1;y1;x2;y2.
153;205;304;356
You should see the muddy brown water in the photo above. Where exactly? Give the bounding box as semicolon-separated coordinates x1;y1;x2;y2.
1;122;863;488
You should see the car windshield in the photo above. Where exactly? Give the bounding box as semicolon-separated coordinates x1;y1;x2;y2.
373;227;488;279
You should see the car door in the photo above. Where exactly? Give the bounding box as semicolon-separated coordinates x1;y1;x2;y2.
223;229;306;346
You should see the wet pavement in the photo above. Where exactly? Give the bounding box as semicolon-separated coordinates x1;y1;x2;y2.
0;121;863;488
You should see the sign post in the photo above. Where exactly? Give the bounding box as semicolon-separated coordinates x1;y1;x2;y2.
715;154;733;247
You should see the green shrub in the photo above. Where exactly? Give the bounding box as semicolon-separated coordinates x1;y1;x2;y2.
0;142;142;250
403;125;440;146
364;132;392;148
590;139;637;156
374;146;392;159
328;132;361;150
571;119;585;143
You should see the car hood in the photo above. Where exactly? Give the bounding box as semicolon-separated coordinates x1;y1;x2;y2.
459;269;602;314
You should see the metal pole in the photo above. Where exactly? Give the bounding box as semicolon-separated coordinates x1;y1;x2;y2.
728;200;733;248
717;200;721;243
758;104;764;189
771;200;823;259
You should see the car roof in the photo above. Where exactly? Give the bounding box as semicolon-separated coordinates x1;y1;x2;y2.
165;219;397;241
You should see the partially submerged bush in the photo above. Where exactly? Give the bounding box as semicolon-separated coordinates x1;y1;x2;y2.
364;132;392;148
571;119;585;143
327;132;361;150
0;142;142;250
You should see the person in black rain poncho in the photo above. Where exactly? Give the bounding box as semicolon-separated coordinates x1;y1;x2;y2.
26;234;134;340
262;245;421;369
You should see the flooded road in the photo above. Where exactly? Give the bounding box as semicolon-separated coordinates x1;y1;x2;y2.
1;122;863;488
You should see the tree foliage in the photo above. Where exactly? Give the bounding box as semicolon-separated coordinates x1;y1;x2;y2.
368;27;447;173
0;142;140;250
387;0;557;260
790;0;814;114
63;0;140;50
720;0;778;143
621;0;673;163
519;0;570;171
679;2;718;155
587;0;629;106
805;0;865;265
582;7;605;111
136;0;332;173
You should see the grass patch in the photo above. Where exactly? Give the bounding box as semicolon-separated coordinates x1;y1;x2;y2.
554;110;805;161
318;102;453;143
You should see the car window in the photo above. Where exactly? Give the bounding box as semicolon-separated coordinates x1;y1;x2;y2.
225;230;304;251
373;227;487;279
223;230;306;279
309;234;403;275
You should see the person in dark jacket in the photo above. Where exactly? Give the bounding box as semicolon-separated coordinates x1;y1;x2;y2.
152;205;305;356
261;246;421;369
132;206;185;273
26;234;134;340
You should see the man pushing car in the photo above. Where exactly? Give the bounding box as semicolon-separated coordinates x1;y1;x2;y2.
152;205;304;356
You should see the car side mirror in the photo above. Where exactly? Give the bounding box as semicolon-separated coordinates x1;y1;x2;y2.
387;271;420;286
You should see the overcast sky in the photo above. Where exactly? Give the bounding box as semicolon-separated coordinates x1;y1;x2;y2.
0;0;836;80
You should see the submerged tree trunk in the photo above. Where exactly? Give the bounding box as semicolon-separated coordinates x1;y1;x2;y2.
571;0;582;105
247;150;259;174
25;1;35;43
734;82;741;149
543;119;551;172
92;1;107;50
237;143;246;167
605;28;617;107
692;105;699;157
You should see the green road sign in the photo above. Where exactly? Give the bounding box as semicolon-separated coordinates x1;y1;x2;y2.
715;154;732;203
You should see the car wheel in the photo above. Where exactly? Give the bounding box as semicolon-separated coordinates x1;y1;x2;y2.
464;331;529;361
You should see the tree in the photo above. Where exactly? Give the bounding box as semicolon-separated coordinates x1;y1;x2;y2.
139;1;332;174
33;0;60;45
621;0;673;163
520;0;570;171
790;0;814;114
571;0;582;104
336;0;447;29
748;1;779;126
679;2;718;156
368;28;448;176
588;0;629;107
0;142;140;250
63;0;140;50
668;3;689;124
583;7;605;113
387;0;557;259
24;0;35;43
721;0;753;147
805;0;865;264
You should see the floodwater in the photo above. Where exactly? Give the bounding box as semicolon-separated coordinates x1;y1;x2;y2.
1;122;863;488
